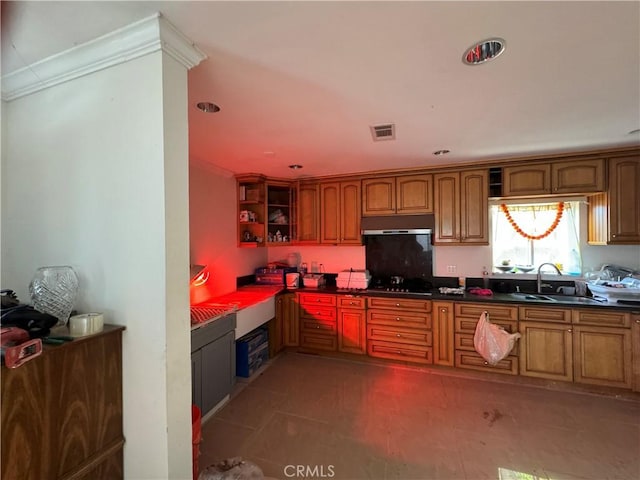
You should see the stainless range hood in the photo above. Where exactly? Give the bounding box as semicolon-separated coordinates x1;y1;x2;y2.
361;214;435;235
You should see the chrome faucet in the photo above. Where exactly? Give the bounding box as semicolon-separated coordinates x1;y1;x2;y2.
537;263;562;293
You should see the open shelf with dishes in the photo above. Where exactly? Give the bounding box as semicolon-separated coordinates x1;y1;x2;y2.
237;175;266;247
266;183;293;245
236;176;294;247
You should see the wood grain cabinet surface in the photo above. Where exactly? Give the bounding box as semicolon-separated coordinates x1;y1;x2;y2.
362;174;433;216
320;181;361;245
589;155;640;245
298;293;338;351
1;326;125;480
433;169;488;245
297;183;320;244
366;296;433;365
503;159;605;197
337;296;367;355
453;303;519;375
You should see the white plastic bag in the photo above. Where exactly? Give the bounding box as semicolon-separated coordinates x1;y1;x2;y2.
474;311;521;365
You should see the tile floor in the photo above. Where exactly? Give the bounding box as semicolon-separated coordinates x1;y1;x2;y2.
198;352;640;480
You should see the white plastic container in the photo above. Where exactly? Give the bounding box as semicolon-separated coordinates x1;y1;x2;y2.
69;312;104;337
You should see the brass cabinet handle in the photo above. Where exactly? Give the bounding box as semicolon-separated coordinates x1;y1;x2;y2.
396;303;401;307
568;328;572;333
441;308;446;313
396;333;402;337
396;317;401;321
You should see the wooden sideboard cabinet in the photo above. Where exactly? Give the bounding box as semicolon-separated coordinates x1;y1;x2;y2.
1;325;125;480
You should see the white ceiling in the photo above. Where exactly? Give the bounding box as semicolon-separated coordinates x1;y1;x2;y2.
3;1;639;179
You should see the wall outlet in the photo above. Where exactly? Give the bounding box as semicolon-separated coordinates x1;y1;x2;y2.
446;265;457;274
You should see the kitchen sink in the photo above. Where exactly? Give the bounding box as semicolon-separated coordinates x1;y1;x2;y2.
508;293;557;302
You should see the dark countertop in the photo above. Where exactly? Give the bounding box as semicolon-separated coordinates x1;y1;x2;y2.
283;286;640;312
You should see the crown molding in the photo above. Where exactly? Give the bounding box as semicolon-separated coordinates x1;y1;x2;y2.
1;13;207;101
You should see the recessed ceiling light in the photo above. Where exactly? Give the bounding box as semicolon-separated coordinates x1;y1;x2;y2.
463;38;506;65
433;149;450;156
289;164;303;170
628;129;640;135
196;102;220;113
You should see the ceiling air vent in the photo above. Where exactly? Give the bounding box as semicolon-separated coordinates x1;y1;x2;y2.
370;123;396;141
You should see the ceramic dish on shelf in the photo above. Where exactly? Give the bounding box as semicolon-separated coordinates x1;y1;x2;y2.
515;265;535;273
494;265;514;273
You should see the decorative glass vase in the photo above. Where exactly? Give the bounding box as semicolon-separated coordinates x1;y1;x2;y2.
29;266;79;326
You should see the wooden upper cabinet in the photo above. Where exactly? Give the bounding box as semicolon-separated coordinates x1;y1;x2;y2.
362;178;395;215
552;159;605;193
362;174;433;216
397;174;433;214
340;181;362;244
588;155;640;245
434;169;488;245
297;183;320;244
320;180;361;245
503;159;605;197
608;156;640;243
502;164;552;196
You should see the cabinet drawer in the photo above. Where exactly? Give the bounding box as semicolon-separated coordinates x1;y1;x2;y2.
300;317;337;334
367;310;432;329
454;303;518;321
300;332;338;351
367;324;432;347
519;306;571;324
299;305;337;321
572;309;631;327
454;317;517;335
367;296;432;312
455;351;518;375
338;296;366;309
455;333;519;355
367;340;433;365
298;293;337;306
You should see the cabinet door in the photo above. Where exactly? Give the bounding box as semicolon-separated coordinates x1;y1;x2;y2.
573;325;632;388
632;314;640;392
340;180;362;244
432;301;454;366
297;183;320;243
320;182;340;244
502;164;551;196
519;321;573;381
200;330;235;416
608;156;640;244
282;293;300;347
270;295;285;356
397;174;433;214
191;350;202;411
338;308;367;354
362;178;395;216
433;172;460;244
460;169;488;244
552;159;605;193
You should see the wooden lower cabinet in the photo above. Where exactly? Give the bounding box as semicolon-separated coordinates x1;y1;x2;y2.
279;292;299;347
337;296;367;354
632;314;640;392
299;293;337;351
573;325;632;388
432;301;454;366
519;321;573;381
454;303;519;375
366;296;433;365
1;326;124;480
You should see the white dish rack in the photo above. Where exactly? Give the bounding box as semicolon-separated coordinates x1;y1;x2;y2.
337;269;371;289
587;277;640;302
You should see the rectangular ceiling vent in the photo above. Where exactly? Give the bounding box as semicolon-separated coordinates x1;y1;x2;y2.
370;123;396;141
